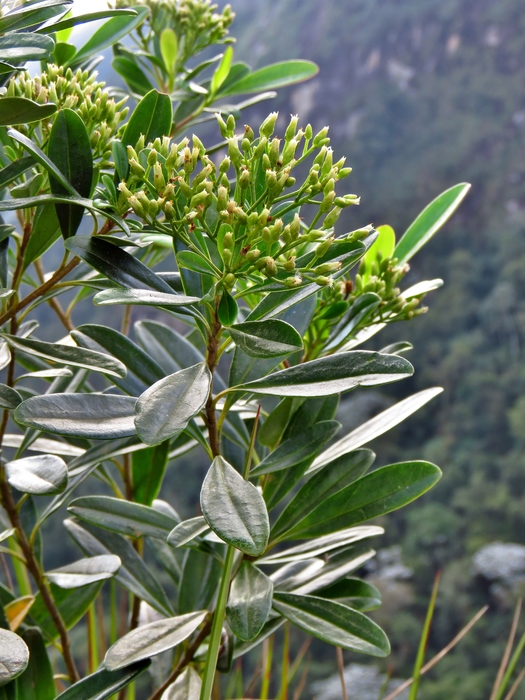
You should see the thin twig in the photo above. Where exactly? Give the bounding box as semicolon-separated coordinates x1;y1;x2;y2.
337;648;348;700
491;600;522;700
503;666;525;700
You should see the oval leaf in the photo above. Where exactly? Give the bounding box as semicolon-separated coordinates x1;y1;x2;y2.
167;516;210;549
104;611;207;671
200;456;269;556
46;555;121;589
135;363;211;445
55;662;150;700
161;666;201;700
5;454;68;495
0;383;22;409
0;97;57;127
219;60;318;96
0;628;29;686
121;88;173;152
229;319;303;359
93;288;200;307
227;562;273;641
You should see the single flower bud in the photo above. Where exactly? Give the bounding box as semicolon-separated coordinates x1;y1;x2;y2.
260;111;278;138
314;261;342;275
269;137;280;166
164;200;175;220
147;149;158;167
283;256;296;271
228;137;243;169
223;273;236;288
223;231;234;249
253;136;268;160
313;126;330;147
222;248;233;266
153;163;166;194
323;206;342;228
284;275;302;287
219;156;231;175
216;113;229;137
320;190;336;213
265;258;278;276
314;237;334;258
239;168;251;188
244;124;255;142
246;248;261;262
282;138;298;165
285;114;299;142
315;275;334;287
217;185;228;211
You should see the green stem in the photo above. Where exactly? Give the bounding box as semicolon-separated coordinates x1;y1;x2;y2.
199;544;235;700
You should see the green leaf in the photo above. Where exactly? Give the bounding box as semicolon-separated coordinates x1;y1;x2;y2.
325;293;381;351
65;518;174;616
257;398;294;450
161;667;201;700
0;0;70;34
47;109;93;238
46;554;120;589
271;449;376;539
394;183;471;264
200;456;270;556
0;32;54;62
160;28;178;75
55;662;150;700
1;333;127;378
402;278;443;299
112;56;154;96
135;363;211;445
251;421;341;477
227;562;273;642
360;224;396;281
132;441;169;506
70;7;148;66
0;98;56;127
68;496;178;539
234;350;413;398
217;289;238;326
40;8;138;34
283;461;442;539
0;629;29;686
31;580;101;640
167;516;210;549
0;384;21;410
273;592;389;656
219;60;318;96
310;388;443;472
16;627;55;700
178;549;222;615
104;611;207;671
22;203;61;270
211;46;233;95
121;89;173;152
229;319;303;359
5;454;68;495
15;394;137;439
317;578;382;612
0;157;34;192
93;288;200;308
176;250;218;277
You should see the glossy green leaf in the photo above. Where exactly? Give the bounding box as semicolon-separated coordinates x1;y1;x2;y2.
0;384;21;410
121;89;172;152
394;183;471;264
70;7;148;66
16;627;55;700
0;0;70;34
318;578;382;612
257;398;294;449
132;441;169;506
176;250;218;277
135;363;211;445
284;461;442;539
160;28;178;75
22;203;61;270
68;496;178;539
201;456;270;556
325;293;381;351
310;388;443;472
31;580;101;639
0;629;29;686
93;288;200;308
402;278;444;299
41;8;138;34
0;32;54;62
15;394;137;439
161;666;201;700
65;235;174;293
211;46;233;94
112;56;154;95
218;289;238;326
0;157;34;192
229;319;303;359
360;224;396;281
227;562;273;641
167;516;210;549
178;549;222;614
5;454;67;495
272;592;389;656
1;333;126;377
55;662;150;700
104;611;207;671
47;109;93;238
251;421;341;478
46;554;120;589
65;518;174;616
0;98;56;127
234;350;413;397
219;60;318;96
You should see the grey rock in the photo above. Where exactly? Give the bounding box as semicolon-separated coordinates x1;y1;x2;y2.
311;663;408;700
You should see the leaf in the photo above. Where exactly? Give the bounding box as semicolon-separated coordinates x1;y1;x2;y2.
272;592;389;656
200;456;270;556
234;350;413;397
0;628;29;686
360;224;396;280
0;98;56;127
402;278;444;298
0;0;70;34
1;333;126;378
40;8;139;34
217;289;238;326
283;461;442;539
65;518;174;616
227;562;273;641
176;250;218;277
31;580;102;639
54;662;150;700
160;28;178;75
4;597;34;632
318;578;382;612
132;441;169;506
394;183;471;264
325;293;381;351
167;516;210;549
0;157;34;192
160;666;201;700
251;421;341;477
0;384;21;410
5;454;68;495
16;627;55;700
22;203;61;270
219;60;318;96
257;398;294;449
68;496;178;539
70;7;148;66
15;394;137;439
178;549;222;615
135;363;211;445
211;46;233;94
46;555;121;589
0;32;54;62
65;235;175;293
112;56;153;95
310;388;443;472
104;611;207;671
93;288;200;308
229;319;303;359
121;89;173;152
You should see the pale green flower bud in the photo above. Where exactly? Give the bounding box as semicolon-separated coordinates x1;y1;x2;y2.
253;136;268;160
129;158;145;177
239;168;251;188
165;144;178;171
223;232;234;249
148;199;159;217
282;138;298;165
290;213;301;240
164;201;175;220
178;178;193;198
118;182;132;199
128;195;145;217
265;258;277;276
323;178;335;196
314;261;342;275
269;137;280;166
222;248;232;266
216;113;229;138
283;256;296;271
154;163;166;194
241;137;251;152
258;208;270;226
136;135;145;151
192;134;205;153
219;156;231;175
262;227;272;244
260;111;278;138
246;249;261;263
228;137;243;169
262;153;272;170
217;186;228;211
320;191;336;213
284;275;302;287
314;237;334;258
190;190;210;208
315;275;334;287
285;114;299;142
224;273;236;288
313;146;328;168
226;114;236;133
313;126;330;147
127;145;139;162
323;206;342;228
234;207;247;223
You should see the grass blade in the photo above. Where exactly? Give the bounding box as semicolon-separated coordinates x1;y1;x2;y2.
408;571;440;700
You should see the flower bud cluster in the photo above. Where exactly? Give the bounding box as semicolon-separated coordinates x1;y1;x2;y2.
2;65;128;166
